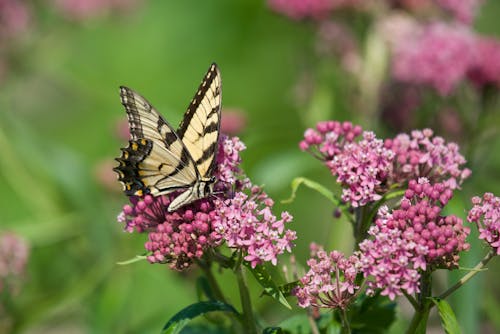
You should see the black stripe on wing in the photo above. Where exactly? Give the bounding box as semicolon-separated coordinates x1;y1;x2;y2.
177;63;222;177
114;139;153;196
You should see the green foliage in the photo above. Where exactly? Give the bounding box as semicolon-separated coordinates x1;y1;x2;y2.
431;298;462;334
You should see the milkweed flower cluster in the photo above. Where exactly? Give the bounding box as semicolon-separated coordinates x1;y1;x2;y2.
391;22;476;96
468;37;500;88
359;179;470;300
436;0;483;24
294;244;361;310
0;232;29;295
212;189;296;268
117;136;295;270
468;193;500;255
327;131;394;207
384;129;471;190
301;122;470;207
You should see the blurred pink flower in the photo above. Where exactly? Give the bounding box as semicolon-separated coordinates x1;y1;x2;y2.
467;36;500;88
220;108;247;136
436;0;483;24
0;232;29;295
52;0;140;21
391;22;476;96
0;0;30;40
268;0;358;20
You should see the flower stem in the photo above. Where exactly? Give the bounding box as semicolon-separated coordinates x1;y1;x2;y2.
437;249;495;301
340;308;352;334
235;262;258;334
197;259;228;304
406;271;432;334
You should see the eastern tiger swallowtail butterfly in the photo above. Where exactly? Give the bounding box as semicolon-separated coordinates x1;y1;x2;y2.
114;63;222;212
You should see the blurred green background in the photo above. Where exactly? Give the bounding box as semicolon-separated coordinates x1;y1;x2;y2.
0;1;499;333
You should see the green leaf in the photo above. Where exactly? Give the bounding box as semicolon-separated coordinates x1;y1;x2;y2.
116;254;148;265
282;177;338;205
262;327;285;334
161;301;239;334
245;263;292;310
277;314;310;333
431;298;462;334
349;294;396;334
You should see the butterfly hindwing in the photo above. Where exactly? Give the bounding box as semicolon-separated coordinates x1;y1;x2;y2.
178;63;222;178
114;63;222;211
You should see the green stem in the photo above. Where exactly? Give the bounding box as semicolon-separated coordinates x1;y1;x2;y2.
197;259;228;304
406;272;432;334
235;261;258;334
340;308;351;334
437;249;495;301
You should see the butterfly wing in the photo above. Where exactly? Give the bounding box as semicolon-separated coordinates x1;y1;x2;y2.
177;63;222;179
114;86;199;196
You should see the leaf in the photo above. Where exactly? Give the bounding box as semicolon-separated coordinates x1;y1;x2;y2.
431;298;462;334
277;314;310;333
161;301;239;334
282;177;338;205
262;327;285;334
349;294;396;334
116;254;148;265
245;263;292;310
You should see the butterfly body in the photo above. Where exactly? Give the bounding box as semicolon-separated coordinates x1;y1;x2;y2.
114;63;222;212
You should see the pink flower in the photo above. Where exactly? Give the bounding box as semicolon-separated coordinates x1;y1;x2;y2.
391;22;476;96
0;0;30;40
467;36;500;88
267;0;358;20
327;131;394;207
359;179;470;300
0;232;29;295
52;0;140;21
385;129;471;190
436;0;483;24
118;136;295;269
294;244;361;309
467;193;500;254
211;189;296;268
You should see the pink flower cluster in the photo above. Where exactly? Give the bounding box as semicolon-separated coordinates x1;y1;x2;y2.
359;179;470;300
267;0;358;20
51;0;140;21
436;0;483;24
389;18;500;94
467;37;500;87
118;136;295;270
299;120;363;160
385;129;471;190
0;232;29;294
467;193;500;255
327;131;395;207
294;243;361;309
392;22;476;96
212;189;296;268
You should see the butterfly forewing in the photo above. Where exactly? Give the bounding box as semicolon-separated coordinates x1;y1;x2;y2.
115;87;199;196
177;63;222;178
114;63;222;211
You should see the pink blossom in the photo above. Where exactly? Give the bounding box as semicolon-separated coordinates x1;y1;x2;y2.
436;0;483;24
52;0;140;21
267;0;358;20
391;22;476;96
467;36;500;87
0;232;29;295
359;179;470;300
385;129;471;189
467;193;500;254
118;136;295;270
294;244;361;309
327;131;395;207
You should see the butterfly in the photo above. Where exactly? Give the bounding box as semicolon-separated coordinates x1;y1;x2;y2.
114;63;222;212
